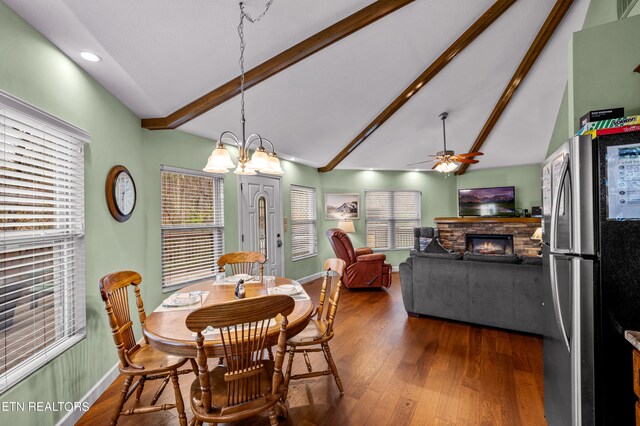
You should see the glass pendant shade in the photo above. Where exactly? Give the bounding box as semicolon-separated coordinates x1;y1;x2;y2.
436;161;458;173
203;144;235;172
250;147;270;171
234;162;257;175
261;153;284;175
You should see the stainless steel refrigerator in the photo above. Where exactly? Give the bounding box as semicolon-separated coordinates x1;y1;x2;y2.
542;131;640;425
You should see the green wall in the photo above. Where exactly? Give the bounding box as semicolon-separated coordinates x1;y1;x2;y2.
318;170;458;267
0;2;148;424
456;164;542;213
0;1;545;423
547;1;640;156
569;14;640;134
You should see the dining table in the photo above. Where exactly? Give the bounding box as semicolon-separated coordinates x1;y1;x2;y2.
143;276;314;358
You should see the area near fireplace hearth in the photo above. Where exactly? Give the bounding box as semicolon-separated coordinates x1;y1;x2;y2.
434;217;542;257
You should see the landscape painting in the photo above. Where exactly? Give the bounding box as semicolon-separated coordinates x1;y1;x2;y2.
325;193;359;219
458;186;516;217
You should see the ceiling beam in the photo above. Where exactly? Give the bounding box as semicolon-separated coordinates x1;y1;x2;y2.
455;0;574;175
318;0;517;173
141;0;415;130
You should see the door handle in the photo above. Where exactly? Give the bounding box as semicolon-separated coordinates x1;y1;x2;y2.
550;155;572;254
549;255;571;354
277;233;282;248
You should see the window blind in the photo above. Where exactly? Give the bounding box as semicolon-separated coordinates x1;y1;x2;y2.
290;185;317;260
0;91;88;395
365;190;421;250
161;166;224;290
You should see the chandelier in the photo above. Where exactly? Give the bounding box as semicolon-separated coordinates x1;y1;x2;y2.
203;1;284;176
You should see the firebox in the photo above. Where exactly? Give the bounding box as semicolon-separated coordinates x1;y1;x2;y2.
465;233;514;255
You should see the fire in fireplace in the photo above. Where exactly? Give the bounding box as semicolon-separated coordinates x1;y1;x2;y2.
466;233;514;255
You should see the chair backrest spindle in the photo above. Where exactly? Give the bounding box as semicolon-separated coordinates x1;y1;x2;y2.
218;251;267;280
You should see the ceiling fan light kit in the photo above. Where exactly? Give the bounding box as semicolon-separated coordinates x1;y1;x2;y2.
407;111;483;174
203;1;284;176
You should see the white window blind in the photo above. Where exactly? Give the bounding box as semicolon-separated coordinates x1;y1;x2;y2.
365;190;421;250
0;91;88;395
290;185;317;261
161;166;224;290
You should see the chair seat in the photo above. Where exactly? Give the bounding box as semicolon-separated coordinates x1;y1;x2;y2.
190;362;282;423
120;342;188;375
286;319;332;346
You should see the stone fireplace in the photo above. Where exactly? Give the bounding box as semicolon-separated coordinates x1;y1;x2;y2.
434;217;542;257
466;233;514;255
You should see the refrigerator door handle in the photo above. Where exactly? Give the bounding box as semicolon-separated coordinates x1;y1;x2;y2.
549;254;571;354
550;155;572;254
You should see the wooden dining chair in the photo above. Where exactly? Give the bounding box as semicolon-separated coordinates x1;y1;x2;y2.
99;271;190;426
217;251;267;279
185;294;295;426
282;258;346;400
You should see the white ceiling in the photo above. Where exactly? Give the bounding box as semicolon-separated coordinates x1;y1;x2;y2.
5;0;589;171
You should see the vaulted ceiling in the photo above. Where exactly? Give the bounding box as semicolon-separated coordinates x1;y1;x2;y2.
5;0;590;171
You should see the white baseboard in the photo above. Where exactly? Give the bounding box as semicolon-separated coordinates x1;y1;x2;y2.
296;272;323;284
56;362;119;426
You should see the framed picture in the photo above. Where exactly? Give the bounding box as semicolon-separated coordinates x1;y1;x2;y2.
325;193;359;220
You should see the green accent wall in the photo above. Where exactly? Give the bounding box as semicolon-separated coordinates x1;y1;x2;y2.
456;164;542;213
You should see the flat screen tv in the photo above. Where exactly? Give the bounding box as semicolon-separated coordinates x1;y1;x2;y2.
458;186;516;217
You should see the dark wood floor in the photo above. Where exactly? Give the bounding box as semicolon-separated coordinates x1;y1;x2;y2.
78;273;545;426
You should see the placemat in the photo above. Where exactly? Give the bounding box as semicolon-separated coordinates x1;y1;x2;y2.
154;291;209;313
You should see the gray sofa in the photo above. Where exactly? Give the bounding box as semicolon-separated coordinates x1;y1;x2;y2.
399;253;543;334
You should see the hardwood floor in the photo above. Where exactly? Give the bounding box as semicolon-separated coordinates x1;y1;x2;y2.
78;273;545;426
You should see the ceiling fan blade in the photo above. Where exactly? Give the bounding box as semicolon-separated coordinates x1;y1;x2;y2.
406;159;436;167
454;158;479;164
456;152;484;158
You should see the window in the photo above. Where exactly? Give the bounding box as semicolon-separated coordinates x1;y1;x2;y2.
161;166;224;290
290;185;317;260
365;190;421;250
0;91;88;394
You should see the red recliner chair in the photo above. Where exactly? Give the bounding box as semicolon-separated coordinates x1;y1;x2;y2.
326;228;392;288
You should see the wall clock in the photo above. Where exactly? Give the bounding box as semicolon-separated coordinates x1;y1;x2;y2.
105;165;136;222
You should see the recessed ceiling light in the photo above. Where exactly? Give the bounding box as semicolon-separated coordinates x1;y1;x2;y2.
80;51;101;62
290;157;296;161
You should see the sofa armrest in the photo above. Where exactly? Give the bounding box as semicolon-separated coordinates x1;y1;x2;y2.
355;247;373;256
399;261;413;313
357;253;386;262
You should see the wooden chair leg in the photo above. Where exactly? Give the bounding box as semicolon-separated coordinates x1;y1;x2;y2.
268;407;279;426
190;358;199;377
170;369;187;426
135;375;146;401
322;343;344;395
111;375;133;426
150;375;170;405
282;347;296;402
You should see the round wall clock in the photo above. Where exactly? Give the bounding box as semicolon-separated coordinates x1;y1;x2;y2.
105;165;136;222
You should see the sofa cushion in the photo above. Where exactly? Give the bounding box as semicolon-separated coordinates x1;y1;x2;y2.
411;250;462;260
463;252;521;264
423;238;449;254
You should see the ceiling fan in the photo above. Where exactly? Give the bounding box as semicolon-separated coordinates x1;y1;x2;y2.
408;112;483;173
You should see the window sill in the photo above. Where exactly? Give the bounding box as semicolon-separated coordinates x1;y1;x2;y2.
292;253;317;262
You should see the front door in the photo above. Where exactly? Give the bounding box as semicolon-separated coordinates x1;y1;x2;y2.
238;174;284;277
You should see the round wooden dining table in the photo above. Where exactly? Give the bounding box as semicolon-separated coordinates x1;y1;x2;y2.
143;277;314;358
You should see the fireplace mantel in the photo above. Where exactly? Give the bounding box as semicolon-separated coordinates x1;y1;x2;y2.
434;217;541;257
434;217;541;224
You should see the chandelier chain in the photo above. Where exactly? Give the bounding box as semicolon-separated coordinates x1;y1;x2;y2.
238;1;274;129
